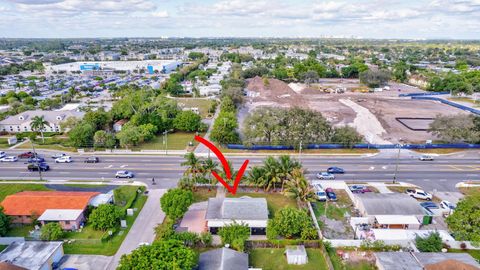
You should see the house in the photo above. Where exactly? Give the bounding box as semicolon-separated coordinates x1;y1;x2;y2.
38;209;84;230
375;252;480;270
198;248;248;270
0;241;64;270
353;193;427;229
113;119;128;132
0;191;99;225
0;109;84;133
205;196;268;235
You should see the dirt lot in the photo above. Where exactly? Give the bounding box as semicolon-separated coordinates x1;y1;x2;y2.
242;77;468;144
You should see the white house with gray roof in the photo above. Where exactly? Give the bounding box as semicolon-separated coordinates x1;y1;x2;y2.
0;109;84;133
205;196;268;235
198;248;248;270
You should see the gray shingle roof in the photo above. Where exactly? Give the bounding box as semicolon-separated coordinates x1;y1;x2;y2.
198;248;248;270
375;252;480;270
205;196;268;221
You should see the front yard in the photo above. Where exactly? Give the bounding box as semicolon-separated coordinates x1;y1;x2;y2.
249;248;329;270
227;191;298;217
0;183;51;201
132;132;205;151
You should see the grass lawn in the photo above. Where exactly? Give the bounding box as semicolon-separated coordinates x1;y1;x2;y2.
312;190;352;221
249;248;328;270
0;138;9;148
5;224;35;237
174;98;215;118
0;245;7;252
227;192;297;217
0;184;51;201
133;132;205;151
219;147;379;155
193;188;217;203
385;186;410;193
413;149;466;154
448;97;480;107
63;194;148;255
16;142;76;152
458;187;480;196
450;249;480;261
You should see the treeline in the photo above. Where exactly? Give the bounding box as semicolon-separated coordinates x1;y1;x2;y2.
162;55;209;96
220;52;254;63
429;114;480;143
243;107;363;147
428;71;480;95
0;61;44;75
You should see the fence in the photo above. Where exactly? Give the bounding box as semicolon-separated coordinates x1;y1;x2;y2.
327;239;411;248
227;143;480;150
0;237;25;245
399;91;449;97
412;96;480;115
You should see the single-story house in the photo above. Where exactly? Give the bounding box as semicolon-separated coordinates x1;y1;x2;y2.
375;252;480;270
0;191;99;225
0;109;84;133
205;196;268;235
353;193;427;229
198;248;248;270
38;209;84;230
0;241;64;270
113;119;128;132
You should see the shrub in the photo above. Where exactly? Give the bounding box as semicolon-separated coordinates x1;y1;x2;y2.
270;207;316;239
218;221;250;252
89;204;123;231
40;223;63;241
160;188;194;220
415;232;443;252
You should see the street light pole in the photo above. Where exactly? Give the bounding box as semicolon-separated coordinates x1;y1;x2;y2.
299;140;303;162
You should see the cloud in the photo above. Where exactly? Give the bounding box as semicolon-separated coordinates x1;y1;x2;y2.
151;10;169;18
7;0;64;4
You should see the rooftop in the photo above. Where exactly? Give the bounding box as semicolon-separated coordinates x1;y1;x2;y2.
0;241;63;270
205;196;268;221
375;252;480;270
0;109;84;126
355;193;426;216
0;191;99;216
38;209;83;221
198;248;248;270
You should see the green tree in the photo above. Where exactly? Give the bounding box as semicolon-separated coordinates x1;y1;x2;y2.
359;69;391;88
218;221;250;252
40;222;63;240
83;108;110;130
30;115;49;143
0;207;10;236
94;130;108;148
68;122;95;148
271;207;315;239
331;126;363;147
116;124;142;148
415;231;443;252
117;240;196;270
173;110;202;132
429;115;479;143
284;168;315;202
446;192;480;244
89;204;123;231
392;61;409;82
160;188;194;220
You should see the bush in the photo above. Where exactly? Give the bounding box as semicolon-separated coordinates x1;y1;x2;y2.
160;188;194;220
200;232;213;247
270;207;316;239
218;222;250;252
415;232;443;252
40;223;63;241
0;208;10;237
89;204;123;231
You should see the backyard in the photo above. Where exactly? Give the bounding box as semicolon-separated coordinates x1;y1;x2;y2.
174;97;216;118
249;248;329;270
227;191;298;217
312;190;355;239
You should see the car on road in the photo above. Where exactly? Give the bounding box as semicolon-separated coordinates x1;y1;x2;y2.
406;189;432;200
316;172;335;180
313;184;327;201
84;156;100;163
325;188;337;201
0;156;18;162
349;185;372;194
18;151;37;159
55;156;72;163
0;151;6;158
27;157;45;163
420;201;439;210
419;155;434;161
327;167;345;174
51;153;66;159
115;170;134;178
440;200;456;210
28;163;50;172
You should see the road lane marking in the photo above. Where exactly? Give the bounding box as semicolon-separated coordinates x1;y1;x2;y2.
104;165;113;168
120;165;128;168
58;172;70;174
98;172;108;175
105;159;115;162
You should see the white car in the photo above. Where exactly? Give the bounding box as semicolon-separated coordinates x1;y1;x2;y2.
55;156;73;163
440;200;456;210
0;151;6;158
0;156;18;162
313;184;327;201
51;153;66;159
115;170;134;178
419;155;434;161
406;189;433;200
316;172;335;180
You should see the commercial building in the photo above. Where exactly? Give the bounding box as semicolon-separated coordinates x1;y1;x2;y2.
48;60;182;74
0;109;84;133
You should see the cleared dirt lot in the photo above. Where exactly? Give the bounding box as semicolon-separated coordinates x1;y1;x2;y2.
243;77;468;143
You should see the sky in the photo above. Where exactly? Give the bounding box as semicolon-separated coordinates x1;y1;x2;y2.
0;0;479;39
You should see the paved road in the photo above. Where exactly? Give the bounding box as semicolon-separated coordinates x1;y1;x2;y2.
0;150;478;192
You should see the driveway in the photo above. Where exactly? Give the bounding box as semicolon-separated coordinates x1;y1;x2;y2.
59;255;112;270
106;189;166;270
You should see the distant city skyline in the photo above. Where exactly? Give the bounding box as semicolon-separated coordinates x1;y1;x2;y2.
0;0;479;39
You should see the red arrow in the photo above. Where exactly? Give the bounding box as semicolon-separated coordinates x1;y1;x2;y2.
195;136;249;195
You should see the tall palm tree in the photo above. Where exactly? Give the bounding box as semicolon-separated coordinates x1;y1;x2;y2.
245;166;267;191
30;115;48;143
202;158;219;189
278;155;302;192
181;152;202;189
284;168;315;202
263;156;282;191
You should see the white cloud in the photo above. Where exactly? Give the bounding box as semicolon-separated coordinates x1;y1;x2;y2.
151;10;169;18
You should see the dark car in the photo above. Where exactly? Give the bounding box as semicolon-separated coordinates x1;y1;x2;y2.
18;151;37;159
27;157;45;163
420;202;439;209
28;163;50;172
349;185;372;194
84;157;100;163
327;167;345;174
325;188;337;201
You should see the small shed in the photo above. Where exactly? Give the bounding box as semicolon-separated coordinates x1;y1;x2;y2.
285;245;308;265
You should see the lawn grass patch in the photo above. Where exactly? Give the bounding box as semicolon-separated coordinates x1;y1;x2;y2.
413;149;465;154
193;187;217;203
449;249;480;261
132;132;205;151
0;245;7;252
174;98;216;118
218;147;378;155
0;184;51;201
249;248;329;270
5;224;35;237
458;187;480;196
386;186;410;193
227;192;297;217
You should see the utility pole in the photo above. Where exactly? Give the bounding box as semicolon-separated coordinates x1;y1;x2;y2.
299;140;303;162
30;139;43;181
163;129;173;155
393;142;402;184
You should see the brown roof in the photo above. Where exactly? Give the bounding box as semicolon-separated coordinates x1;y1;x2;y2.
0;262;28;270
424;259;480;270
114;119;128;126
0;191;99;216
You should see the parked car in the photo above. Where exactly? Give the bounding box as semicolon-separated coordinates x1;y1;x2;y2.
349;185;372;194
28;163;50;172
406;189;432;200
18;151;37;159
419;155;434;161
51;153;66;159
115;170;134;178
440;200;456;210
420;201;439;209
313;184;327;201
325;188;337;201
0;156;18;162
27;157;45;163
316;172;335;180
84;156;100;163
0;151;6;158
327;167;345;174
55;156;72;163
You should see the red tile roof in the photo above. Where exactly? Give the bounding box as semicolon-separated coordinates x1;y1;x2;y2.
0;191;100;216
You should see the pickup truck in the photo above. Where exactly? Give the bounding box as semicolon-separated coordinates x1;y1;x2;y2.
406;189;432;200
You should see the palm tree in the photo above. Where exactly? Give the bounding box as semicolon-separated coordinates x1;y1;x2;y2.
30;116;48;143
284;168;315;202
202;158;219;189
278;155;302;192
263;157;282;191
245;166;267;191
181;153;202;188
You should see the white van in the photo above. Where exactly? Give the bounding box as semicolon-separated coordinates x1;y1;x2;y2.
314;184;327;201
